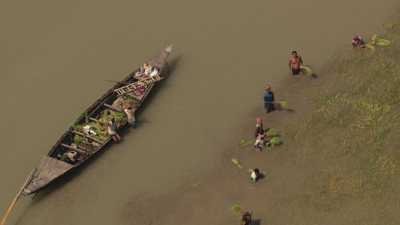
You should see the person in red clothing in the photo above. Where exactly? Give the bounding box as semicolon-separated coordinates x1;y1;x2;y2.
352;35;365;48
288;50;303;76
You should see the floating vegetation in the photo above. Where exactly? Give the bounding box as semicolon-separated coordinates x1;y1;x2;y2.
300;65;314;76
232;158;243;169
266;128;279;137
366;34;392;51
269;136;283;147
231;203;242;215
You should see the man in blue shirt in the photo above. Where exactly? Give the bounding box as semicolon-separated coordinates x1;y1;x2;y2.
264;85;275;113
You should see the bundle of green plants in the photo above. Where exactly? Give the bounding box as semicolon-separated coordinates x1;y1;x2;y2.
266;128;279;137
275;100;288;109
73;135;84;146
231;158;243;169
365;34;392;50
231;203;242;215
99;109;126;124
110;111;126;123
300;65;314;76
268;136;283;147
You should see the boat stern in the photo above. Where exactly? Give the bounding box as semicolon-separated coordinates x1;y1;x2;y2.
23;156;74;195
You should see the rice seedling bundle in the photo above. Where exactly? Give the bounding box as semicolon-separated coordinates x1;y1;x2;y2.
232;158;243;169
231;203;242;214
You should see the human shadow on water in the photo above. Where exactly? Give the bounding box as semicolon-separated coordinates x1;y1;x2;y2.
273;103;295;113
251;219;262;225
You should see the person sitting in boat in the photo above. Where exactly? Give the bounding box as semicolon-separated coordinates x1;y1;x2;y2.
63;150;78;164
107;118;122;142
143;63;153;76
123;106;136;128
83;125;97;136
149;66;159;78
352;35;365;48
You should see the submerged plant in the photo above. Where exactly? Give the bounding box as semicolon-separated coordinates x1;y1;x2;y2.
232;158;243;169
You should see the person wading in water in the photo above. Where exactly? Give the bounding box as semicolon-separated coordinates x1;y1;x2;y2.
241;211;253;225
288;50;303;76
263;84;275;113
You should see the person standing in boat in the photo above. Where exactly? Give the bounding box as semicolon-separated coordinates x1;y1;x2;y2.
124;106;137;128
107;118;122;142
288;50;303;76
263;85;275;113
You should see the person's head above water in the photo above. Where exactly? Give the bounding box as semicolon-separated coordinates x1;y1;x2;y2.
265;84;272;91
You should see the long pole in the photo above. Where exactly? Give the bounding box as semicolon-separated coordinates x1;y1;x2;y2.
0;169;36;225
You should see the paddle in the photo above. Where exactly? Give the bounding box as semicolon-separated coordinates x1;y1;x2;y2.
1;169;36;225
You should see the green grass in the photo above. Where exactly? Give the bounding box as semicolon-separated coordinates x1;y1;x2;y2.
297;25;400;200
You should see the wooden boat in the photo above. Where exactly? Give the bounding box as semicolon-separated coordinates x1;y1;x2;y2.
22;45;173;195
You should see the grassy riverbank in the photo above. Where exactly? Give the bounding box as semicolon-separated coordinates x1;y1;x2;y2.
276;19;400;224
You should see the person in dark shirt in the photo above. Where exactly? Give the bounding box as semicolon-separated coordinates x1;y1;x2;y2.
264;85;275;113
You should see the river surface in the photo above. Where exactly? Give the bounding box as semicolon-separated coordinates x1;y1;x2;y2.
1;0;399;224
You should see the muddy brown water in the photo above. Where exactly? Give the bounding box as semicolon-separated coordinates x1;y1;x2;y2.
1;0;399;224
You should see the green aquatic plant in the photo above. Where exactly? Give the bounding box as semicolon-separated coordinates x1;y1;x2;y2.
300;65;313;76
231;203;242;215
366;34;392;50
111;111;126;123
73;135;84;145
232;158;243;169
266;128;279;137
268;136;283;147
276;100;288;110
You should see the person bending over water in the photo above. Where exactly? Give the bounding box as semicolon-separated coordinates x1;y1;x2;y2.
124;106;136;128
241;211;252;225
352;35;365;48
288;50;303;76
107;118;122;142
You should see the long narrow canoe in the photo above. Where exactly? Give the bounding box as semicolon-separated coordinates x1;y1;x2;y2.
22;45;173;195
